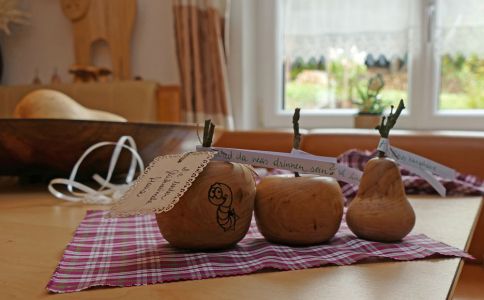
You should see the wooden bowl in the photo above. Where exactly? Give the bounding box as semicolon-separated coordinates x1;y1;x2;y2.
0;119;203;179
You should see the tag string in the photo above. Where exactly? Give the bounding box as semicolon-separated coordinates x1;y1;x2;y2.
377;137;456;196
48;136;145;204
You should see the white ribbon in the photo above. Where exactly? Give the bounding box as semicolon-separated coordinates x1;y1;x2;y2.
48;136;145;204
196;146;362;185
290;148;361;185
377;138;457;197
290;148;337;163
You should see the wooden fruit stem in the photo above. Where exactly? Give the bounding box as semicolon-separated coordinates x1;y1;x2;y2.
292;108;301;177
375;99;405;158
202;119;215;147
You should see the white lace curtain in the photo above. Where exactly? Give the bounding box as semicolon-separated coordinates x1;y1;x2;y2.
284;0;419;62
435;0;484;57
284;0;484;62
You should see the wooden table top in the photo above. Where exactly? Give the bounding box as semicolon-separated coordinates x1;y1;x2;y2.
0;182;481;300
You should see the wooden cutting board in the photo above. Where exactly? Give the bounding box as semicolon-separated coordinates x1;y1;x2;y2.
60;0;137;80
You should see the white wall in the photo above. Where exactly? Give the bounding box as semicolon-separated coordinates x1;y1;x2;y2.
0;0;179;85
0;0;258;130
228;0;260;129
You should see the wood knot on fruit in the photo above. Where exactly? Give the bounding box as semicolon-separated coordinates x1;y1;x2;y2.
208;183;239;231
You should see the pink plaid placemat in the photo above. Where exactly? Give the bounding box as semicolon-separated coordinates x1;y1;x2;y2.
47;210;472;293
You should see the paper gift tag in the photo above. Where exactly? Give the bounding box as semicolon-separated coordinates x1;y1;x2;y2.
108;151;215;217
377;137;457;196
290;148;362;185
196;146;362;185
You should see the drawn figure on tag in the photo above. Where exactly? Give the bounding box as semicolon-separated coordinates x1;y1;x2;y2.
208;183;239;231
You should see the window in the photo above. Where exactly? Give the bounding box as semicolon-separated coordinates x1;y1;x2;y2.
256;0;484;130
435;0;484;111
283;0;411;112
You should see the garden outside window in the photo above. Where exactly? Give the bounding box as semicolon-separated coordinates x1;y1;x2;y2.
256;0;484;130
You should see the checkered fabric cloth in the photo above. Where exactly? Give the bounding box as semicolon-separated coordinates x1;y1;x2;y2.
337;149;484;202
47;210;472;293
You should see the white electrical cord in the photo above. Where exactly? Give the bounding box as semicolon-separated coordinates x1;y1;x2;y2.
48;136;144;204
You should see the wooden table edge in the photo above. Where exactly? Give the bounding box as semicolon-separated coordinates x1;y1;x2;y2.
1;188;482;299
447;196;483;299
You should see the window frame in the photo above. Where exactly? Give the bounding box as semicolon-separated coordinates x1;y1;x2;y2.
255;0;484;130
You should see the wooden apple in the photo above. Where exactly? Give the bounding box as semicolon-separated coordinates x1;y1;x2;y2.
255;175;344;246
156;161;256;250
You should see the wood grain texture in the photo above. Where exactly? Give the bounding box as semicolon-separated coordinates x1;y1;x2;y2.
0;186;480;299
156;162;256;250
60;0;137;79
0;81;162;122
0;119;201;178
215;129;484;262
353;114;381;129
255;175;344;246
454;263;484;299
346;157;416;242
14;89;127;121
157;85;181;123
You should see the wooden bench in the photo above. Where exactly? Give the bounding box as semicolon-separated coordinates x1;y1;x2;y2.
0;81;181;123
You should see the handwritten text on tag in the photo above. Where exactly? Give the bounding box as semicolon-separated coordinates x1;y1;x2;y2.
197;146;361;185
377;138;456;179
376;137;457;196
198;146;336;176
108;151;215;217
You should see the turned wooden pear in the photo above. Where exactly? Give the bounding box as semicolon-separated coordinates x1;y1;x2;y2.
346;156;415;242
346;99;415;242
